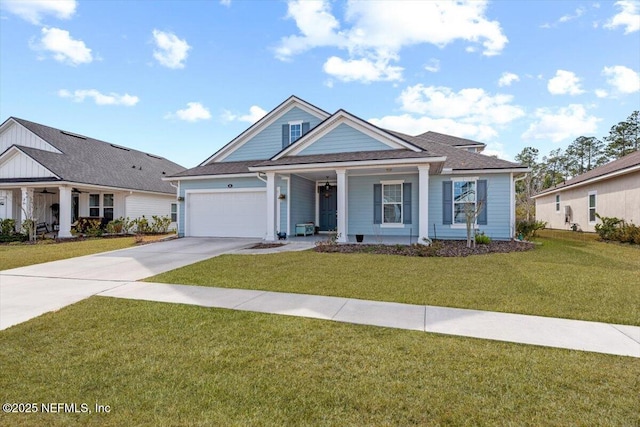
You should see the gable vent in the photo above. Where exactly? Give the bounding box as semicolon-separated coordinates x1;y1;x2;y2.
110;144;130;151
60;130;87;140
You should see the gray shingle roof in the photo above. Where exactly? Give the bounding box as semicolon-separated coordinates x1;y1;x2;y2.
168;160;258;177
3;118;185;194
416;131;486;147
253;149;442;167
535;150;640;196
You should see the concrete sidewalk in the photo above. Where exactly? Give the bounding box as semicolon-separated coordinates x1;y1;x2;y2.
99;281;640;358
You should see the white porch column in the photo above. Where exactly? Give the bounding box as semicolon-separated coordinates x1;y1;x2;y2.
265;172;276;241
20;187;33;226
336;169;347;243
418;165;430;244
58;186;72;238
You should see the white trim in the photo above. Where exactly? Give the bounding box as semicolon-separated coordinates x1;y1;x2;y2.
276;185;281;233
447;168;529;175
532;164;640;198
336;169;347;243
451;176;479;182
418;165;430;243
380;179;404;185
274;110;422;160
185;188;266;195
0;146;61;179
555;194;561;213
0;118;63;154
163;173;259;181
451;178;478;226
203;97;330;164
381;181;404;226
249;157;448;173
380;223;404;228
588;190;597;224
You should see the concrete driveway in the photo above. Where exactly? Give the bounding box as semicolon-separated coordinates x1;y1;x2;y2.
0;237;259;330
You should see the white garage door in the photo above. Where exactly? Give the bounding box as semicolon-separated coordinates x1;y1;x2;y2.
187;190;266;237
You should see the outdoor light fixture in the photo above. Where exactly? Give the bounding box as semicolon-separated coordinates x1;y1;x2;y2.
324;177;331;191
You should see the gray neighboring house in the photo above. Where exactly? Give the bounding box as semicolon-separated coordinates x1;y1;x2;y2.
532;150;640;232
0;117;185;237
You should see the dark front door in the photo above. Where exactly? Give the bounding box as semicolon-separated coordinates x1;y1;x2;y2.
318;186;337;231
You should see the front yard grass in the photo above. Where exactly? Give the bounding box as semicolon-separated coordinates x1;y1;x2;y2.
1;297;638;426
148;230;640;325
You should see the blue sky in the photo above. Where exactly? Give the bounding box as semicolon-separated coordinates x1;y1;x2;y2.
1;0;638;168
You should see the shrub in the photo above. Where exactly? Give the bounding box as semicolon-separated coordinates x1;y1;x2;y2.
150;215;171;233
134;216;150;234
1;218;16;236
106;218;124;234
516;220;546;240
595;214;640;245
475;232;491;245
73;218;103;236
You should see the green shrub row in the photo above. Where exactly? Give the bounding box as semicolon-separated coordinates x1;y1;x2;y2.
595;214;640;244
516;219;547;240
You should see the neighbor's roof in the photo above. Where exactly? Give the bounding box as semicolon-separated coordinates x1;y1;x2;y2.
1;117;185;194
416;131;486;148
534;150;640;197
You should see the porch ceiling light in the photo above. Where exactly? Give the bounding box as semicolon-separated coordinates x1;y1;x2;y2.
324;177;331;191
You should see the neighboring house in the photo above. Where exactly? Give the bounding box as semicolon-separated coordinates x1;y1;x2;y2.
532;150;640;232
0;117;185;237
166;96;528;243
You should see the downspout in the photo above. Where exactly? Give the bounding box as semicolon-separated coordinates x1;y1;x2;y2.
256;172;267;183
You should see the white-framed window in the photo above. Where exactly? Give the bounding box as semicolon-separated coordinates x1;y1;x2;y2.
555;194;560;212
289;121;302;144
382;181;403;225
588;191;597;223
171;203;177;222
89;194;100;217
453;179;476;225
89;193;114;219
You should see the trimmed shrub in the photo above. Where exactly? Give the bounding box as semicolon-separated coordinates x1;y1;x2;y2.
475;232;491;245
516;220;546;240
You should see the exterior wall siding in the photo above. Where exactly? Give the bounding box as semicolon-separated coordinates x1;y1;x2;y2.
0;152;54;179
535;171;640;232
429;174;512;240
347;174;420;241
290;175;315;231
298;123;393;156
177;176;265;235
0;122;61;154
125;194;175;228
223;107;323;162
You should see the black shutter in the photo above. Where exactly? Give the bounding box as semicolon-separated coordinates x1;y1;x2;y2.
403;183;412;224
443;181;452;225
282;124;290;148
477;180;487;225
373;184;382;224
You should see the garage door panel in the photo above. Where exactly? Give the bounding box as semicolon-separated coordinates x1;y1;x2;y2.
187;191;266;237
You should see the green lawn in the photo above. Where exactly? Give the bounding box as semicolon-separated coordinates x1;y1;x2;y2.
1;297;638;426
148;230;640;326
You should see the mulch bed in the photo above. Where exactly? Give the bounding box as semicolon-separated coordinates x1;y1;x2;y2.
248;243;286;249
314;240;535;257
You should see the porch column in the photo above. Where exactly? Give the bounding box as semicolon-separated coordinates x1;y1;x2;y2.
418;165;430;244
20;187;33;226
336;169;347;243
58;186;72;238
265;172;276;241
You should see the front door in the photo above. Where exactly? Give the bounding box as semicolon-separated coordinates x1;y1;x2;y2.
318;186;337;231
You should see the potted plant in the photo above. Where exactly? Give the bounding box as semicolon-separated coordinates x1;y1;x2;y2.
356;234;364;243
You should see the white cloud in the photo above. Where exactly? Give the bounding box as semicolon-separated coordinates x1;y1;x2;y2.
424;58;440;73
547;70;585;95
58;89;139;106
220;0;231;6
1;0;76;25
498;72;519;87
602;65;640;93
522;104;600;143
275;0;507;82
595;89;609;98
166;102;211;122
541;7;585;28
221;105;267;124
32;27;92;66
323;56;403;83
152;29;191;69
604;0;640;33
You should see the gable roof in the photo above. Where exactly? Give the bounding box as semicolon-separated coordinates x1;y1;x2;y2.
0;117;185;194
417;131;486;148
533;150;640;197
201;95;331;164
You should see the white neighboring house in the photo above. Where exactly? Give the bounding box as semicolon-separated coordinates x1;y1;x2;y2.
0;117;185;237
532;150;640;232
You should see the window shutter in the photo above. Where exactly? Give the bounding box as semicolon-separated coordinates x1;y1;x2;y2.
373;184;382;224
403;183;412;224
301;122;310;136
442;181;452;225
477;179;487;225
282;124;290;149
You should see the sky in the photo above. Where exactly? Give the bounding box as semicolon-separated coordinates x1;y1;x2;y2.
0;0;639;168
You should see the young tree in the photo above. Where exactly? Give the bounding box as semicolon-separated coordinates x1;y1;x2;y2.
514;146;540;221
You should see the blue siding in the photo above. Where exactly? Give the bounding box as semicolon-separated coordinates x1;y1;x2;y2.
177;177;265;236
224;107;323;161
348;174;420;241
429;174;512;240
298;123;393;156
290;175;315;230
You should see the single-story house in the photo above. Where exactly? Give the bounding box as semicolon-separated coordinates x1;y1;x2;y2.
532;150;640;232
165;96;528;243
0;117;186;237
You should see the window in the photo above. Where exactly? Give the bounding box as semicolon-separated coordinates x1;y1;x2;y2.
453;180;476;224
103;194;114;221
290;123;302;143
382;183;402;224
89;194;100;217
555;194;560;212
171;203;177;222
588;192;597;223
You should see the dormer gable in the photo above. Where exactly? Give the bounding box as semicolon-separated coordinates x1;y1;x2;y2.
0;118;62;155
203;96;330;164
